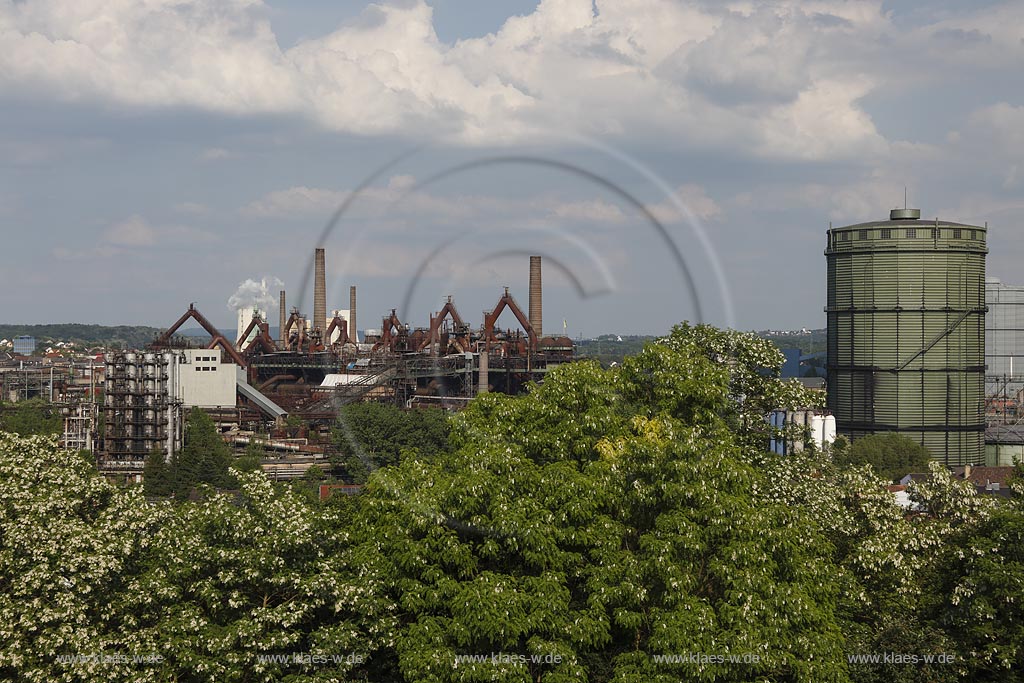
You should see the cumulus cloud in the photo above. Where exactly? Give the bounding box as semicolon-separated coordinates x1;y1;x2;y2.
0;0;961;160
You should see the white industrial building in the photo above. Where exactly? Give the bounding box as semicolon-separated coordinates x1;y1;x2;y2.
178;349;239;408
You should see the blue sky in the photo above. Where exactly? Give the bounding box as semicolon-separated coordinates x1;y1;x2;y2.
2;0;1023;336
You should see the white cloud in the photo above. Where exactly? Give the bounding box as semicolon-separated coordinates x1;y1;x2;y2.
967;103;1024;156
103;215;158;246
0;0;966;160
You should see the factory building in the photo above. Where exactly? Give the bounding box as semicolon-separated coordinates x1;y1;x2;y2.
825;208;987;465
768;409;837;455
329;309;351;344
12;336;35;356
178;349;238;409
982;277;1024;465
985;277;1024;395
102;352;184;472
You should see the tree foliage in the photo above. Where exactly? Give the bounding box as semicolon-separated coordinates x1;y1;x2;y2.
355;325;846;682
331;402;449;483
170;407;231;497
2;322;1021;682
142;448;172;497
837;432;933;483
0;398;63;437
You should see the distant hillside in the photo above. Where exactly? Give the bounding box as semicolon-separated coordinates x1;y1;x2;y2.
576;335;657;365
0;324;163;349
0;323;273;350
757;329;826;355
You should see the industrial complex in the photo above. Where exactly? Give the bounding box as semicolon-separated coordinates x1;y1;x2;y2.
8;205;1024;478
69;250;572;477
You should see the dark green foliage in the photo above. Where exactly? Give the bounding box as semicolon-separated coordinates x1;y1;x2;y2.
926;507;1024;680
232;454;262;473
170;407;231;497
838;432;933;482
356;326;847;682
142;449;172;496
331;402;449;483
0;398;63;436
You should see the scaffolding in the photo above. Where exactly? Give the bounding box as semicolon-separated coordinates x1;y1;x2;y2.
102;352;182;470
61;401;97;452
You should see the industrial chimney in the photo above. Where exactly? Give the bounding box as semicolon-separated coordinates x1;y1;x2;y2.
279;290;286;346
349;285;357;344
314;248;327;334
529;255;542;337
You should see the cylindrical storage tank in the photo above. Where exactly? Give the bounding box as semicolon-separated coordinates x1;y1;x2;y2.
811;415;825;450
825;209;987;465
824;415;837;445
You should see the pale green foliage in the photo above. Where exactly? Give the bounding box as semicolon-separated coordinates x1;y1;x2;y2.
0;433;169;682
110;470;395;681
908;461;996;530
757;452;939;606
0;433;392;683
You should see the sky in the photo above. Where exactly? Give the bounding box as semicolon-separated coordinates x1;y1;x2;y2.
2;0;1023;337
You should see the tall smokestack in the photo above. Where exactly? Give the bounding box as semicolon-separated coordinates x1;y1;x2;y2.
279;290;286;345
314;247;327;334
529;255;543;337
349;285;357;344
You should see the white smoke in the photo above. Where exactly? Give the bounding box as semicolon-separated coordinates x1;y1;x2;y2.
228;276;284;312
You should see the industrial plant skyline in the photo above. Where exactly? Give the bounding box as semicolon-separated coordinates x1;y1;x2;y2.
2;0;1023;334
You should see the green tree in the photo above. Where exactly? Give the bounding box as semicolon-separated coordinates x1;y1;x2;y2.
0;432;169;682
142;448;172;496
0;431;391;682
758;453;961;683
925;505;1024;680
109;471;394;682
170;407;231;497
837;432;933;483
331;402;449;483
355;325;848;682
0;398;62;437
